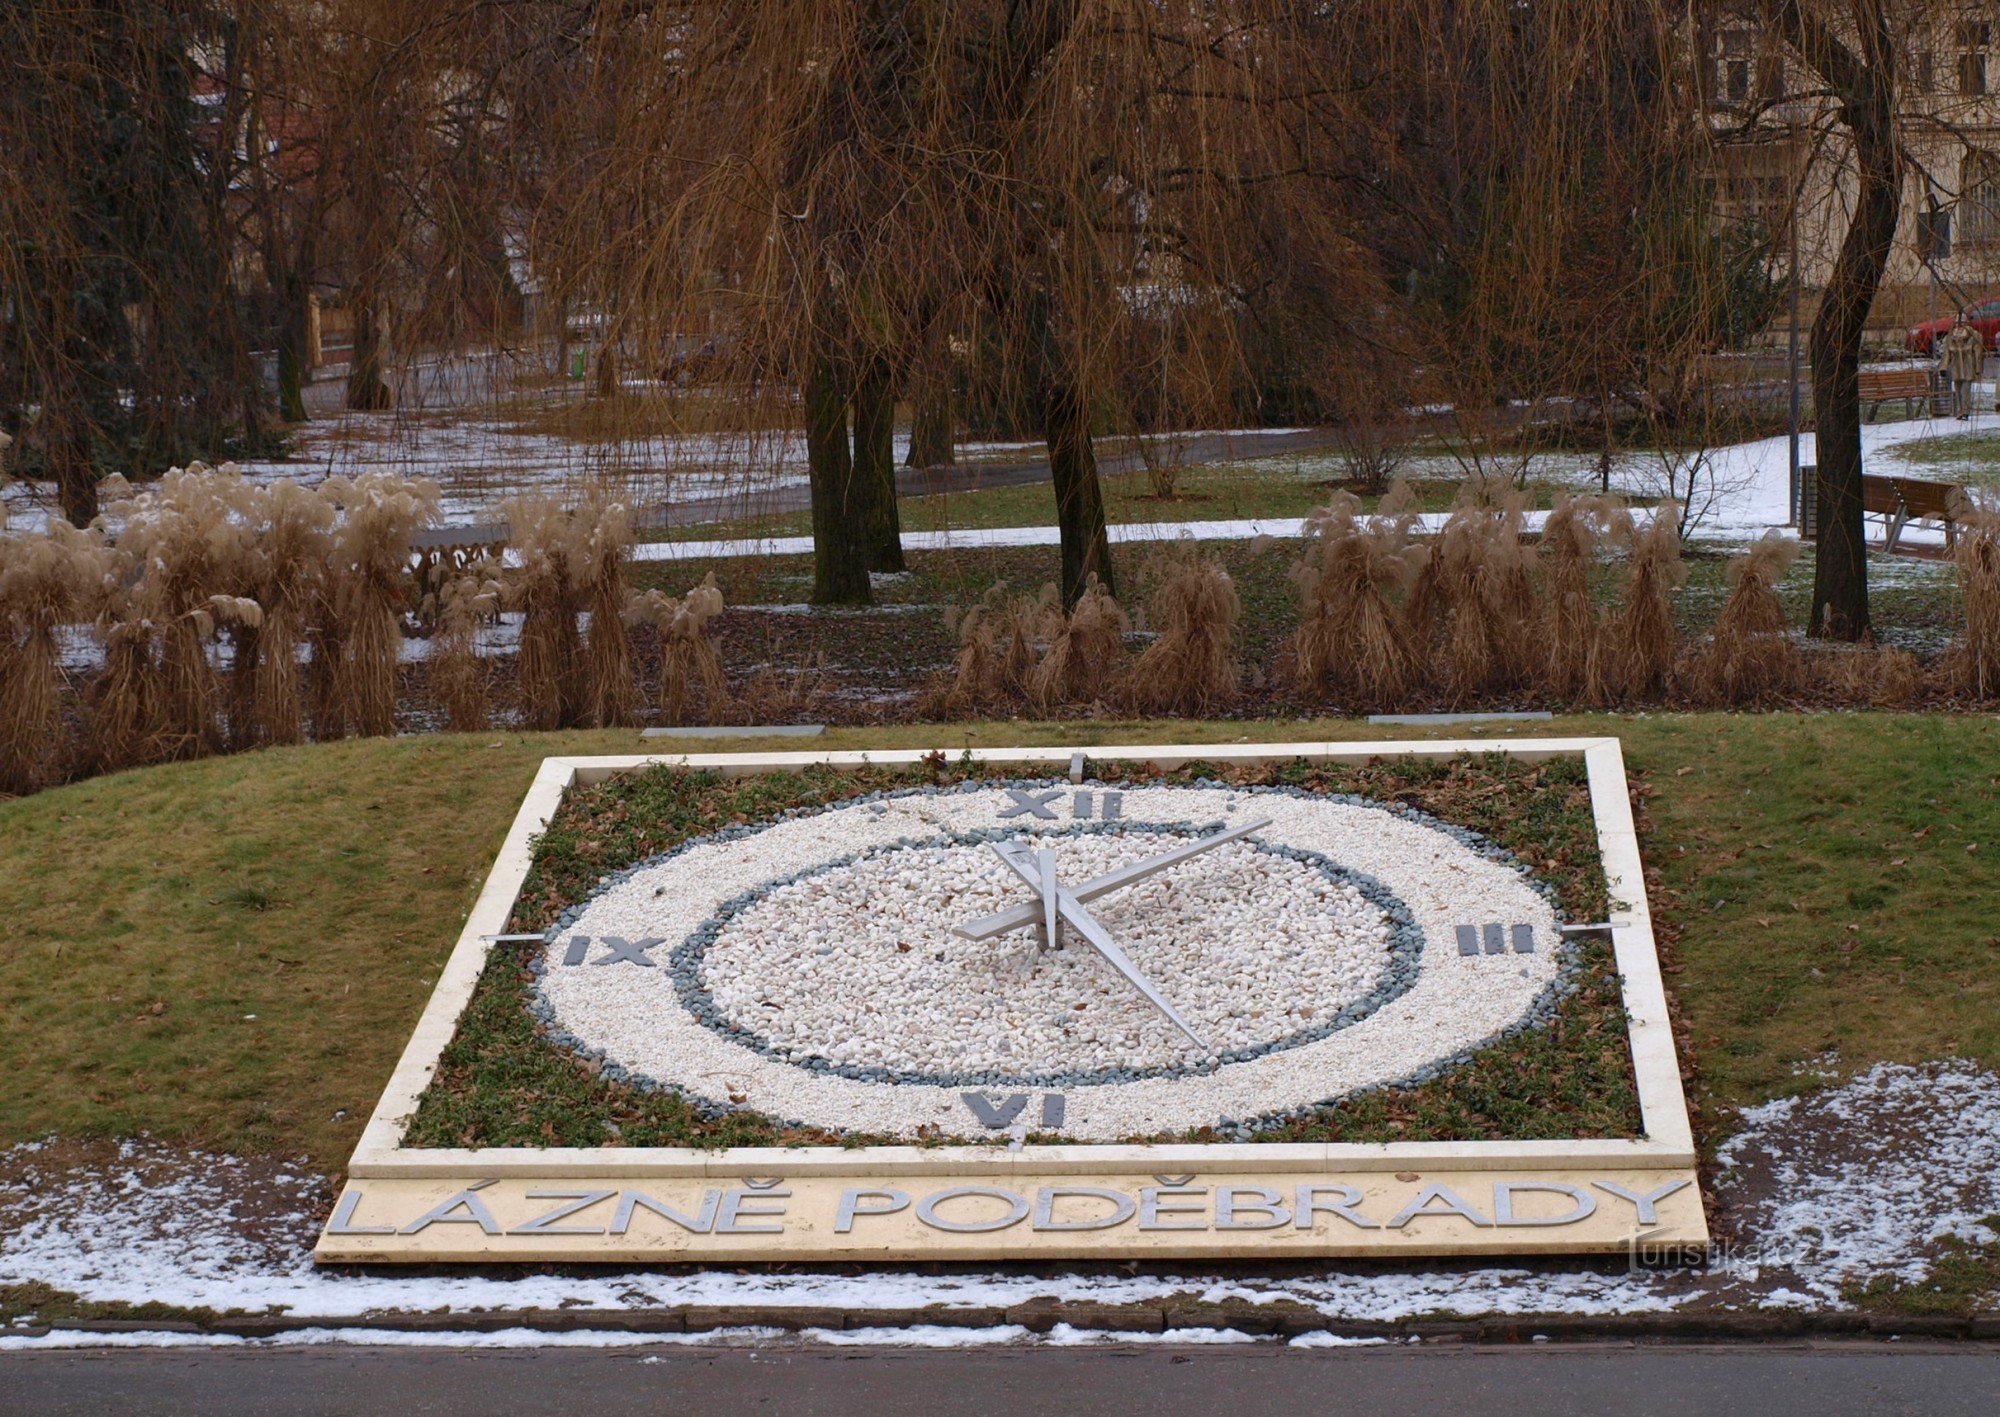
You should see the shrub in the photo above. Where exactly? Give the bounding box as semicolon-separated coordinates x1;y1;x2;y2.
1127;546;1239;715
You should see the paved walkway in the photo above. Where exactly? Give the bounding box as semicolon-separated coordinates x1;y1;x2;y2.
4;1341;1996;1417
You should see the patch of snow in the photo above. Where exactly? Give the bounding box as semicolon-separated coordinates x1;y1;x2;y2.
3;1063;1995;1339
1043;1324;1259;1346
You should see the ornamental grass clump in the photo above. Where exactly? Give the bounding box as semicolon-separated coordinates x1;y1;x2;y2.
1406;487;1537;704
1127;546;1239;715
939;583;1044;711
1540;495;1616;703
101;465;255;759
504;496;587;729
237;480;333;747
425;567;502;732
1947;505;2000;699
628;572;728;724
0;520;106;793
1290;488;1423;710
1594;506;1684;705
574;498;637;728
1027;575;1128;713
322;473;438;737
1695;531;1800;705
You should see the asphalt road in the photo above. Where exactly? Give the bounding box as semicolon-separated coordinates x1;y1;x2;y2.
5;1342;1998;1417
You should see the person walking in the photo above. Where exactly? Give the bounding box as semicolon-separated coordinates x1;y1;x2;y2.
1939;316;1984;418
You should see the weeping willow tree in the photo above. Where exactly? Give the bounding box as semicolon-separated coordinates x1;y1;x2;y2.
383;1;1385;605
0;0;265;525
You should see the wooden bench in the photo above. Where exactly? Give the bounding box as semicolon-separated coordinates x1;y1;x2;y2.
1857;367;1944;420
1858;473;1971;553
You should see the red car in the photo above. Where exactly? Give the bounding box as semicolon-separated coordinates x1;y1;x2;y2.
1906;297;2000;355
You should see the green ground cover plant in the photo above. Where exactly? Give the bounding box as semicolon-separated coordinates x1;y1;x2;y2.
399;752;1634;1150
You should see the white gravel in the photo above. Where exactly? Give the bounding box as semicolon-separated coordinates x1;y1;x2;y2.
703;834;1392;1076
541;784;1562;1140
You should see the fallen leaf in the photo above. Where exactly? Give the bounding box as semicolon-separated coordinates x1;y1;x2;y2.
1969;843;1981;855
1675;766;1694;777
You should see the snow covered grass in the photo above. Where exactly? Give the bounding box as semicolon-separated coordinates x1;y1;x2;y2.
3;1062;1995;1346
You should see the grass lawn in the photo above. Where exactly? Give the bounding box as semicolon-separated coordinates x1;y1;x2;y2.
1881;428;2000;492
643;457;1632;545
1;714;1996;1171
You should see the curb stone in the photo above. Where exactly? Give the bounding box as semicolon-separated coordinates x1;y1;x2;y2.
843;1308;1008;1330
28;1307;2000;1345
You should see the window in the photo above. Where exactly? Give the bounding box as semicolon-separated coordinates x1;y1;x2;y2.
1959;21;1991;95
1919;208;1953;262
1913;49;1936;94
1962;151;2000;247
1722;30;1754;103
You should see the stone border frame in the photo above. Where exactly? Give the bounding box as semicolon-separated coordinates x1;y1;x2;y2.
347;737;1691;1181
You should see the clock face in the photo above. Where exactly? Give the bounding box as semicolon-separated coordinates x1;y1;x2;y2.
534;780;1564;1142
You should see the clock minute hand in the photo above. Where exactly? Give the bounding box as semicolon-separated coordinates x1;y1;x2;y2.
986;841;1210;1053
953;817;1273;943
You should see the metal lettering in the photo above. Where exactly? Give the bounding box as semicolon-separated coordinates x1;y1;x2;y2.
1511;924;1536;954
915;1187;1031;1234
1039;1093;1067;1130
1295;1184;1380;1230
1138;1185;1207;1231
1592;1178;1693;1226
1031;1186;1136;1232
325;1189;395;1236
1491;1181;1596;1227
510;1189;615;1236
1215;1186;1291;1230
1073;791;1094;819
1483;923;1505;955
716;1186;790;1234
611;1189;720;1235
399;1187;504;1236
834;1188;910;1233
1455;925;1480;957
998;789;1063;820
1102;792;1123;819
1388;1183;1493;1229
592;936;662;967
962;1092;1030;1128
562;935;592;966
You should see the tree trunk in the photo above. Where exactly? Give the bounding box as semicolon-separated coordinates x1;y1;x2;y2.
1044;375;1114;609
806;356;873;605
344;296;392;411
907;380;955;468
276;275;310;423
1771;2;1898;642
851;357;906;573
50;412;98;527
594;341;618;398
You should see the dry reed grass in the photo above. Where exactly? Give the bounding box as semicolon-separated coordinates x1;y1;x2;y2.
1127;547;1240;715
629;573;729;725
425;568;502;732
1594;506;1685;704
1540;495;1614;702
1406;487;1538;704
323;473;439;737
1694;531;1801;705
574;499;637;728
239;481;332;746
1947;506;2000;699
0;521;104;793
1290;488;1423;710
937;584;1044;712
1026;574;1128;714
503;496;587;730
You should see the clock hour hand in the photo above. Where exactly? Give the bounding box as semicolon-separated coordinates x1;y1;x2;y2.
986;841;1210;1052
953;817;1272;943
